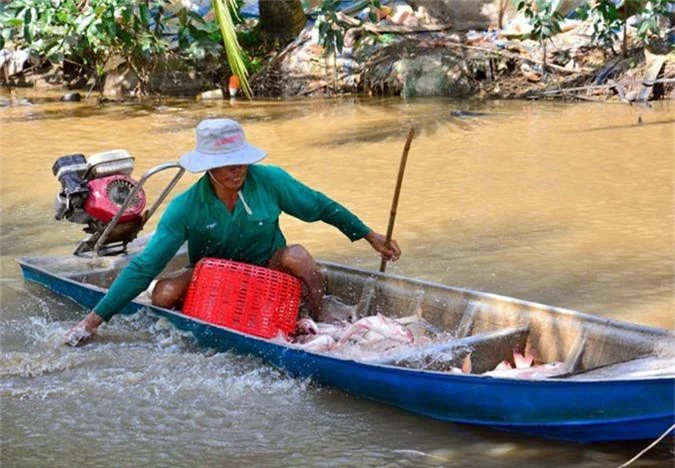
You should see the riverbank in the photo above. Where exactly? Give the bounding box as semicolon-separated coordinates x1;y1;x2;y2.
2;5;673;104
249;6;674;104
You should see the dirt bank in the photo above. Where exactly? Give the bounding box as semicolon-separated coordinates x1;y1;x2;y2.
250;12;674;104
2;2;673;104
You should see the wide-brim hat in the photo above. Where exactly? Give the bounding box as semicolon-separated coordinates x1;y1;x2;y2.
179;118;267;172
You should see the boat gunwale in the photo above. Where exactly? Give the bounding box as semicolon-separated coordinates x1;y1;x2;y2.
15;255;675;384
320;260;675;339
17;251;675;339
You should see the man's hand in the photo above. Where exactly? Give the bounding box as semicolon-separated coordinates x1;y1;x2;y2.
63;312;103;347
365;231;401;262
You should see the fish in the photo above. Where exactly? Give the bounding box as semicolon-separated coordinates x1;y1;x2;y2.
336;337;408;361
297;334;336;353
492;350;535;371
315;323;346;341
294;317;318;336
514;351;534;369
447;354;473;374
338;313;414;345
484;362;568;380
398;318;442;344
461;354;472;373
493;360;512;371
293;317;346;341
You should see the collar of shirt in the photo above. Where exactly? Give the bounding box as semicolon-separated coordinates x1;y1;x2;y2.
196;170;257;217
197;173;217;205
197;171;252;202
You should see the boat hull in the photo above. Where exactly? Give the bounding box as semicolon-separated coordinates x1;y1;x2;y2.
18;259;675;443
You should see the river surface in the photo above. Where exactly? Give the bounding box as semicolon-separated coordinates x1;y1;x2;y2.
1;90;673;467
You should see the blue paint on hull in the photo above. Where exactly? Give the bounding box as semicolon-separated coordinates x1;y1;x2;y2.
18;260;675;443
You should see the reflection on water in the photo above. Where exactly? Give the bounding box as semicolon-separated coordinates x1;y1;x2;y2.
1;90;673;467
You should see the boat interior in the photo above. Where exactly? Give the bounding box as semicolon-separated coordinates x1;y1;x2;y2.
324;263;674;379
21;242;675;380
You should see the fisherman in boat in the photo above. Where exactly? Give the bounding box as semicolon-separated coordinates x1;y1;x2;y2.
65;118;401;345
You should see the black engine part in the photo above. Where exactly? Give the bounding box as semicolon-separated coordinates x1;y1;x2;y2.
52;154;89;220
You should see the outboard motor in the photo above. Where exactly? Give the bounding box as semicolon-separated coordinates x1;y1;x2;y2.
53;154;90;222
53;149;147;255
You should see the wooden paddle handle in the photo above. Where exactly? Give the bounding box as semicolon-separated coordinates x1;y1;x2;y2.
380;127;415;273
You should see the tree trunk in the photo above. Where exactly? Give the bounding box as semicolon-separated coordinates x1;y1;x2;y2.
259;0;307;42
543;40;548;81
622;17;627;58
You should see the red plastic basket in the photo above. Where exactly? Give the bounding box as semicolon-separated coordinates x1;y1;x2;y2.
182;258;302;339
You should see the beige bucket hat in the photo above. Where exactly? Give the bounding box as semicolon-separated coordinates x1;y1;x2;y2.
179;118;267;172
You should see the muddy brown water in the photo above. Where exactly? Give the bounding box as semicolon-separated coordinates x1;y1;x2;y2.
1;90;673;467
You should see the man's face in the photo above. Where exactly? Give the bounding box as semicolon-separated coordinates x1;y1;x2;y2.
210;164;248;191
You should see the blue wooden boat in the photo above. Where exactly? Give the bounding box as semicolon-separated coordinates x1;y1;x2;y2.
20;157;674;444
17;240;675;443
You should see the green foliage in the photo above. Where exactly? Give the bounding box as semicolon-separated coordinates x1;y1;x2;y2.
315;0;350;92
175;7;225;61
577;0;623;50
237;27;261;48
577;0;674;53
515;0;565;45
315;0;391;58
316;0;349;58
366;0;383;22
634;0;674;43
515;0;565;77
0;0;229;93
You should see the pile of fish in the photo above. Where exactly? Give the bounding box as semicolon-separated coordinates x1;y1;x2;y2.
281;296;565;380
291;313;417;360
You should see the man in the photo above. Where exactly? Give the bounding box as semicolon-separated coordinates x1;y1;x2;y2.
65;118;400;345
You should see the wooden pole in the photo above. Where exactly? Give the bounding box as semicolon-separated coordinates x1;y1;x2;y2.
380;127;415;273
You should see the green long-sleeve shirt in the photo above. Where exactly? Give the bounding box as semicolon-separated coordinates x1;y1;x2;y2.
93;164;371;321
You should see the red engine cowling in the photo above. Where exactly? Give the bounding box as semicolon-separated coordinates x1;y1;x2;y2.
84;175;146;223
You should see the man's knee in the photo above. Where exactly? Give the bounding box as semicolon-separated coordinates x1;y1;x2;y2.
151;269;193;309
152;280;179;308
276;244;314;272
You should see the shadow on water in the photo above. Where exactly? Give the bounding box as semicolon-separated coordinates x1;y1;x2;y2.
579;118;675;132
310;110;496;148
1;96;355;124
2;95;498;142
456;423;674;466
